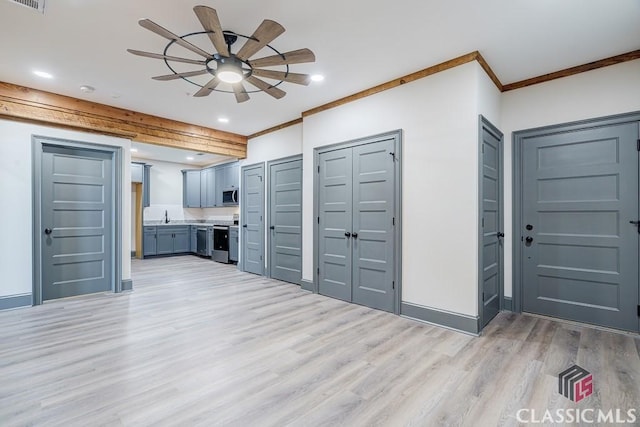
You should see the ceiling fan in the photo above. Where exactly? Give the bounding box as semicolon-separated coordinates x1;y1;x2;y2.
128;5;316;103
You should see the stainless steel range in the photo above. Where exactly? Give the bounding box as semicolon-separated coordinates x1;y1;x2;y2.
212;225;229;263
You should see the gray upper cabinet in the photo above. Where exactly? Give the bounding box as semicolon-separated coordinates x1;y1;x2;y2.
143;164;151;207
182;163;239;208
201;167;216;208
182;170;201;208
215;166;226;206
132;162;151;207
131;163;143;183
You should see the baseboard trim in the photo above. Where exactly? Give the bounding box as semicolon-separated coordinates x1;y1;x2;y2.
300;279;314;292
0;294;32;310
503;297;513;312
401;302;480;336
121;279;133;291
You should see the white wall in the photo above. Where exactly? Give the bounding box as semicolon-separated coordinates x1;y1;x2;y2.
302;61;484;316
0;119;132;298
241;123;302;167
501;59;640;298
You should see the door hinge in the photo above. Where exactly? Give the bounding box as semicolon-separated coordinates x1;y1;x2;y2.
637;139;640;151
317;267;320;275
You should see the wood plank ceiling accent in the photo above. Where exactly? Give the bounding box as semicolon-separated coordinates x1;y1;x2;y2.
501;49;640;91
0;82;247;158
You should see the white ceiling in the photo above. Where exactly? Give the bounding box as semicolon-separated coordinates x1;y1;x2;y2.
1;0;638;141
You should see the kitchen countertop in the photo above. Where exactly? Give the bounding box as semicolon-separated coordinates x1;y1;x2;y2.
144;220;236;227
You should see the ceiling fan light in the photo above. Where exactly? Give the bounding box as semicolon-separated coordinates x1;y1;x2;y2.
216;61;243;83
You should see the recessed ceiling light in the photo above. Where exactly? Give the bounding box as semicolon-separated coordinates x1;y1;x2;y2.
33;70;53;79
130;148;138;153
218;117;229;123
311;74;325;82
186;156;194;161
80;85;95;93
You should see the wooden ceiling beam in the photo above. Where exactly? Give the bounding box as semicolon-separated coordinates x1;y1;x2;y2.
0;82;247;158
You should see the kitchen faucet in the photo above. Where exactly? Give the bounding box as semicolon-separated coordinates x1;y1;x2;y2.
164;210;170;224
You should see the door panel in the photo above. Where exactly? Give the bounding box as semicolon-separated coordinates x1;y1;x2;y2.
481;124;502;328
351;140;395;312
318;148;353;301
242;164;265;275
522;123;639;331
269;159;302;284
42;146;112;300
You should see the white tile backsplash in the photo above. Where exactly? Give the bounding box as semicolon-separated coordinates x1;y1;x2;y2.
143;205;239;223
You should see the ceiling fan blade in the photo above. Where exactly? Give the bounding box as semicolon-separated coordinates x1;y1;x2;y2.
138;19;213;59
248;48;316;67
152;69;210;81
235;20;285;61
231;83;250;103
194;77;222;97
127;49;206;65
193;6;230;57
251;69;311;85
245;76;286;99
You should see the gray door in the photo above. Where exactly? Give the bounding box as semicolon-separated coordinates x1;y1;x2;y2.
41;145;113;300
318;139;396;312
318;147;353;301
522;122;639;331
242;164;265;275
269;158;302;284
480;120;503;329
351;140;395;312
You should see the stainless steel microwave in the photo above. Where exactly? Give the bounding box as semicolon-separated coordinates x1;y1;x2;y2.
222;188;238;206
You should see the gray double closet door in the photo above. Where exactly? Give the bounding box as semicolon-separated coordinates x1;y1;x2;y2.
521;121;639;332
318;138;396;313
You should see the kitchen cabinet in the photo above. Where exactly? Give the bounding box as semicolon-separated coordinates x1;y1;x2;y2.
183;163;239;208
229;226;239;263
132;163;152;207
156;226;190;255
182;170;201;208
143;165;151;207
131;163;143;183
143;226;157;256
201;167;216;208
190;226;197;253
215;162;240;206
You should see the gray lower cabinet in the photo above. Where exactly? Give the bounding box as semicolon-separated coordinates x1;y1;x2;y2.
149;226;190;256
229;226;238;262
190;226;197;253
143;226;157;256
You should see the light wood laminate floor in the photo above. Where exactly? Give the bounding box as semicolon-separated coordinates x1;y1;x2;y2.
1;256;639;426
